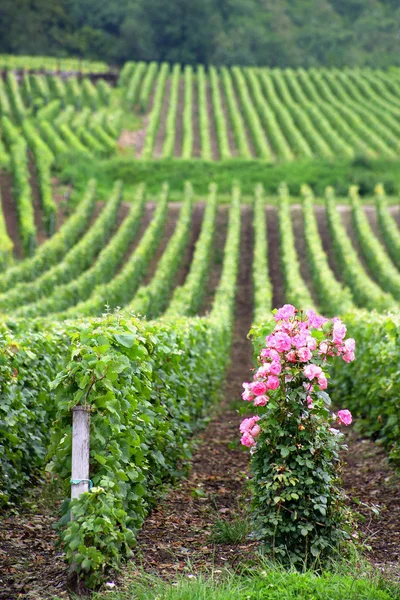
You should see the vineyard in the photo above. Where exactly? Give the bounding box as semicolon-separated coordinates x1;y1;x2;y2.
1;59;400;599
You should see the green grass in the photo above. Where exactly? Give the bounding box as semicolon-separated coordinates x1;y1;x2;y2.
81;562;400;600
57;155;400;201
211;516;251;544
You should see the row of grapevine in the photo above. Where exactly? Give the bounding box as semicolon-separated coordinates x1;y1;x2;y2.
0;182;122;311
166;183;218;316
141;64;169;159
15;184;147;319
301;185;354;315
325;187;396;311
0;54;108;72
60;185;169;318
128;182;194;318
0;180;97;290
0;188;13;269
162;64;181;158
278;183;314;308
252;184;272;323
2;116;36;256
374;185;400;266
349;186;400;300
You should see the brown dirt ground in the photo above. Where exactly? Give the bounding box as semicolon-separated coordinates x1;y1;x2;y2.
218;80;237;157
192;79;201;158
130;205;257;579
140;205;180;287
27;156;48;247
1;204;400;598
231;82;257;158
0;170;23;259
314;205;344;282
172;203;204;288
115;204;156;276
338;205;377;281
290;205;319;305
265;206;285;309
342;428;400;578
153;77;171;159
198;205;229;315
173;79;184;158
135;86;157;158
205;82;219;161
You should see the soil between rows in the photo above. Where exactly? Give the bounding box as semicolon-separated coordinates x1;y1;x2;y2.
1;205;400;597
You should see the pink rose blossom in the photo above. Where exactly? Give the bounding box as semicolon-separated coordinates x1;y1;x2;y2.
266;375;280;390
254;395;269;407
241;432;256;447
332;319;347;344
307;395;313;407
344;338;356;352
317;374;328;390
242;389;254;401
274;332;292;352
319;342;329;355
298;347;312;362
337;409;352;426
270;349;280;361
303;364;322;380
306;309;328;330
270;361;282;375
274;304;296;321
342;351;355;363
307;337;317;351
292;333;308;349
256;364;270;378
240;415;260;434
251;424;261;437
286;350;297;363
250;381;267;396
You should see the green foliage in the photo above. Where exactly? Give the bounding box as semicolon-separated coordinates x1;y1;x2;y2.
374;184;400;266
128;181;193;319
211;517;251;544
301;184;354;315
252;184;272;322
349;185;400;300
166;182;218;317
15;184;146;319
0;180;122;312
278;184;314;309
0;321;68;507
0;178;97;292
331;310;400;465
59;155;400;198
0;188;13;270
325;187;396;311
89;567;400;600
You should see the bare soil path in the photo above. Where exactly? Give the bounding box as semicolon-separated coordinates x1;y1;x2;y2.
132;205;257;578
0;171;23;259
205;82;219;161
266;206;285;309
27;157;48;247
290;205;319;305
173;79;184;158
153;78;171;158
192;79;201;158
218;81;237;157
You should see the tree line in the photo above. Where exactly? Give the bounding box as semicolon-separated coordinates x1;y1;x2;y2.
1;0;400;68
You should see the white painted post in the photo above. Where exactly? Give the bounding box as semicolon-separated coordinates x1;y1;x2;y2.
71;406;90;505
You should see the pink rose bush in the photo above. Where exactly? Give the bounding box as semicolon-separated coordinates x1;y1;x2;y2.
243;306;356;566
241;306;354;442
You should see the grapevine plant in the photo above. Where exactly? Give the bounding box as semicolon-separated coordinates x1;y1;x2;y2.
244;305;355;567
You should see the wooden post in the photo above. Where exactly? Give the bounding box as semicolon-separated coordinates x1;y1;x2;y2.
71;406;90;503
